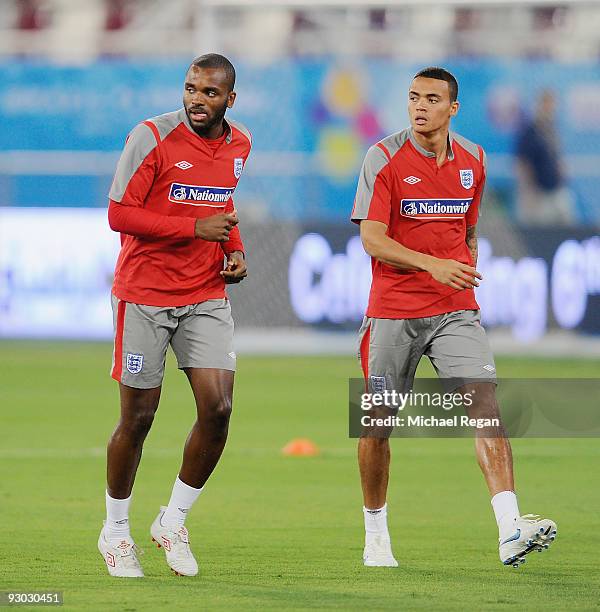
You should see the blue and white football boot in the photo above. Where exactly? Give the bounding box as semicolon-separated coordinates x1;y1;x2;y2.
499;514;557;568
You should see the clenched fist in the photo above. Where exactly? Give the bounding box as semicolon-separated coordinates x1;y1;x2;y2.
220;251;247;284
194;212;239;242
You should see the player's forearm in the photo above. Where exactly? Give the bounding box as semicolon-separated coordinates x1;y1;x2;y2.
466;226;478;267
362;232;436;272
468;238;478;267
108;200;196;241
221;226;244;255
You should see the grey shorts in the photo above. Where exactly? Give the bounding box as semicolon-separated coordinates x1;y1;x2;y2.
358;309;496;393
110;295;236;389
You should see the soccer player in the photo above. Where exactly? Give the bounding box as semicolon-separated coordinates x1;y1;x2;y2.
351;67;557;568
98;54;252;578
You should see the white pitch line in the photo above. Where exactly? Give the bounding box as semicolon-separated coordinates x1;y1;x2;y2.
0;447;356;459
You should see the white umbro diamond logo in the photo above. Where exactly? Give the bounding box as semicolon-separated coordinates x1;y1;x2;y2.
403;176;421;184
175;160;193;170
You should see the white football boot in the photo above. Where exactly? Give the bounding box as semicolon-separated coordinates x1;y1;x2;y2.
499;514;557;568
150;506;199;576
363;535;399;567
98;524;144;578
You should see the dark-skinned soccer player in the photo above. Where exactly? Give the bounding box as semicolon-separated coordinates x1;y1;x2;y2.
99;54;251;578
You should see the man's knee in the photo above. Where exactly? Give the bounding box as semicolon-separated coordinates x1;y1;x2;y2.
117;409;155;440
460;382;510;439
204;396;233;432
462;382;499;418
131;410;156;436
118;389;160;440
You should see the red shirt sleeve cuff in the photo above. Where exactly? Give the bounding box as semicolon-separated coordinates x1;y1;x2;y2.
222;240;245;255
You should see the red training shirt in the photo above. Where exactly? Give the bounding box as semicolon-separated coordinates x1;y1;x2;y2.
108;108;252;307
351;128;486;319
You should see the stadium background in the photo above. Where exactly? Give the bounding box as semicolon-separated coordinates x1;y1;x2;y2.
1;1;599;609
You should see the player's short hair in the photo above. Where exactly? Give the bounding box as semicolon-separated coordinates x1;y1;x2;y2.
413;67;458;102
189;53;236;91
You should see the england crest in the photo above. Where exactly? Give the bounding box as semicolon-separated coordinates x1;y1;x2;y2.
126;353;144;374
234;158;244;179
459;169;474;190
370;375;387;393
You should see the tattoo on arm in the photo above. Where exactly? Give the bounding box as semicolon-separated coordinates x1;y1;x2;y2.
466;225;478;267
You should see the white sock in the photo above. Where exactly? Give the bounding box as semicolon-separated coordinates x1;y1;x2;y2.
491;490;520;538
105;490;132;541
363;503;390;544
161;476;203;528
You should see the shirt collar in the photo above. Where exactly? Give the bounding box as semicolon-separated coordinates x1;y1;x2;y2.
179;108;233;144
408;128;454;161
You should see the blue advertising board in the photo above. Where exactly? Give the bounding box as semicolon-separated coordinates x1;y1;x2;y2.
0;59;599;221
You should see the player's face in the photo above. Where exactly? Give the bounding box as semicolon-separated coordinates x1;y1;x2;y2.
408;77;459;136
183;66;236;136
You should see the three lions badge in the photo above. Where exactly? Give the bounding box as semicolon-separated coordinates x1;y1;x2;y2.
459;169;474;190
234;158;244;179
126;353;144;374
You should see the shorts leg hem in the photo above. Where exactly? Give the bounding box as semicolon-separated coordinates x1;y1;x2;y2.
111;375;164;389
177;363;236;372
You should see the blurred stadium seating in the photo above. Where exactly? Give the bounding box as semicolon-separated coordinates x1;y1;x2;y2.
0;0;599;355
2;1;600;60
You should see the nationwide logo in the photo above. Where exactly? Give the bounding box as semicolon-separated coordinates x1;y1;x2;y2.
400;198;472;219
168;183;235;207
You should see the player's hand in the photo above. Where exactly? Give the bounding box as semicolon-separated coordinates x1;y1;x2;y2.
220;251;247;284
194;212;239;242
427;257;482;290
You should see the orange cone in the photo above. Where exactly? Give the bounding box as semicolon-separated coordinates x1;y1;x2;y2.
281;438;320;457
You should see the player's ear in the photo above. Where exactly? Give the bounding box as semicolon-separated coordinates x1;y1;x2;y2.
450;100;459;117
227;91;236;109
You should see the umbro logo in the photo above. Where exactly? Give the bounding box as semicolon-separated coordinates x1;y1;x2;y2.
403;176;421;184
175;160;193;170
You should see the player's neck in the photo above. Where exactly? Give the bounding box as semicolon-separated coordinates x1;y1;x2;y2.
412;128;450;166
194;120;228;141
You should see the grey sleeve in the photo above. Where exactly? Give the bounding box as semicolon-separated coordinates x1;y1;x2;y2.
479;150;488;216
108;123;158;202
228;118;252;147
471;148;487;223
351;145;390;222
478;147;487;195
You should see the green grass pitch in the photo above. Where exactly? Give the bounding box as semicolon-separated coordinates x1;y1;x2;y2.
1;342;599;610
